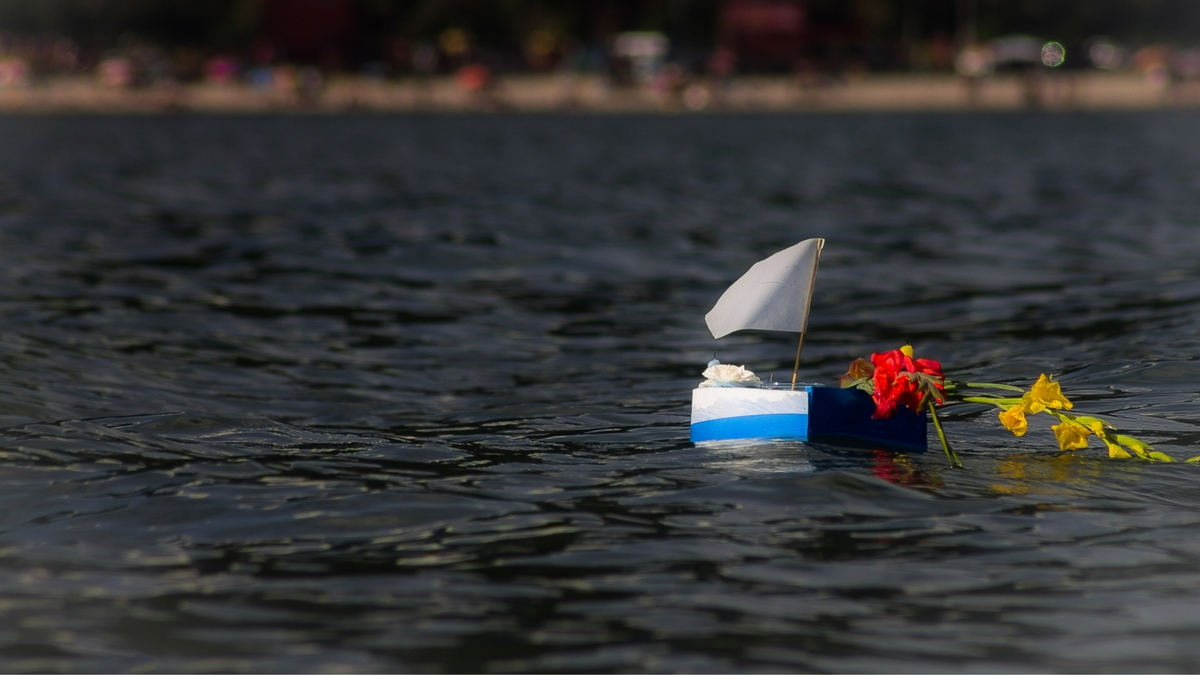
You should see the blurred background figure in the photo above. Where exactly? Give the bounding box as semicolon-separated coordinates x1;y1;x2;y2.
1171;47;1200;105
1132;43;1173;102
611;31;668;87
0;52;28;88
97;54;134;88
455;62;497;110
204;55;239;85
703;45;736;109
955;42;992;106
1087;37;1128;71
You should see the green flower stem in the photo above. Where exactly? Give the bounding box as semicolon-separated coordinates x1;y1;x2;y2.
922;393;963;469
963;382;1026;392
961;396;1022;407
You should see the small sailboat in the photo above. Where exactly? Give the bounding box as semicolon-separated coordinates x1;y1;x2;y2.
691;239;927;449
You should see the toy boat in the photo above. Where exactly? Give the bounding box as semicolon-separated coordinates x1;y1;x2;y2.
690;239;927;449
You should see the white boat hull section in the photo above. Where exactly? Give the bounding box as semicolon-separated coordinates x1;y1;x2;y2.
691;387;810;442
691;387;809;423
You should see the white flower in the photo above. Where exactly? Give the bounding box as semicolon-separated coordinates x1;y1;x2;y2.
700;363;762;388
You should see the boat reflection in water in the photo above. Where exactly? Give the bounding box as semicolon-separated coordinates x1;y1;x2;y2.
692;438;818;476
693;438;943;490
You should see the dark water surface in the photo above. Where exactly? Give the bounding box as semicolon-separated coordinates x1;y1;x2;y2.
1;113;1200;672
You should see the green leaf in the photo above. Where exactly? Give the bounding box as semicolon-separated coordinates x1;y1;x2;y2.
1148;452;1175;463
964;382;1026;392
840;376;870;390
1113;435;1151;460
1115;434;1152;451
961;396;1021;406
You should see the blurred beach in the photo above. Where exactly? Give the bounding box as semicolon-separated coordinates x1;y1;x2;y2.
0;71;1192;113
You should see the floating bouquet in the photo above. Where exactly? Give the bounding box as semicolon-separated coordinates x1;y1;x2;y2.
839;346;1199;468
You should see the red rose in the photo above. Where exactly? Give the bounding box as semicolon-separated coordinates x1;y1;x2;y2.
868;349;944;419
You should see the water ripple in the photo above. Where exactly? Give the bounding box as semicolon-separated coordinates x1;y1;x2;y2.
0;114;1199;671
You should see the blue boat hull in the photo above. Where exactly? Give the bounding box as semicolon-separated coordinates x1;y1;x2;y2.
690;385;926;450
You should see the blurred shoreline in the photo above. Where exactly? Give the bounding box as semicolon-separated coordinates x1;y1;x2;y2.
0;72;1194;114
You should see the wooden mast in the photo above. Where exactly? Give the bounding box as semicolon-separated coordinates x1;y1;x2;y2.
790;240;823;390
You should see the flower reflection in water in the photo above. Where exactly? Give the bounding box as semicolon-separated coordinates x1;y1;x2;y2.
870;448;942;489
989;452;1113;496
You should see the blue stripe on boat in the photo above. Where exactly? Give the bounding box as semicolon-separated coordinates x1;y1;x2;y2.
690;414;809;442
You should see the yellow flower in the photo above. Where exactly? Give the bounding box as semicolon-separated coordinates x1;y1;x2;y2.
1024;374;1073;413
998;405;1028;436
1105;439;1131;458
1052;421;1090;450
900;345;914;358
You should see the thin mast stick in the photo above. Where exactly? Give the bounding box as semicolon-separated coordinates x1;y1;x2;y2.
790;337;805;390
790;240;824;390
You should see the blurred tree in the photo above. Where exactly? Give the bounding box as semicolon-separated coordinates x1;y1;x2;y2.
0;0;262;52
972;0;1200;44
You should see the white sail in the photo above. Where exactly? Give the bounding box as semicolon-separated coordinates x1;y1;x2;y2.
705;238;824;339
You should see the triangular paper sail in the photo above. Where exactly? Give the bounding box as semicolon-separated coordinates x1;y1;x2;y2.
705;238;824;339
